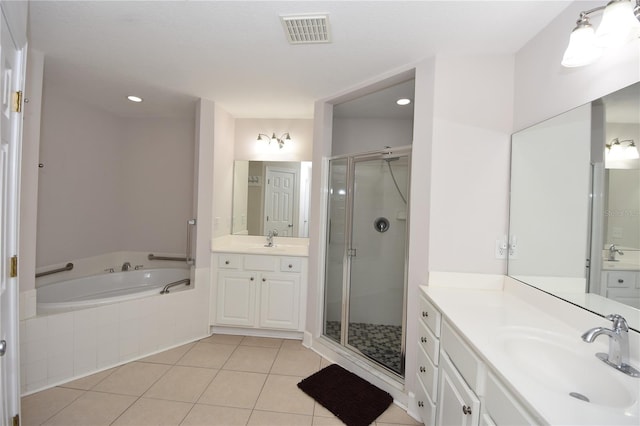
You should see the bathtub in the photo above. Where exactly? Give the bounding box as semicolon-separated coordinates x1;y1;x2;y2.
37;268;191;313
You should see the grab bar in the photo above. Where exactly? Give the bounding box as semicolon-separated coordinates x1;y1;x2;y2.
148;254;187;262
186;218;196;265
160;278;191;294
35;262;74;278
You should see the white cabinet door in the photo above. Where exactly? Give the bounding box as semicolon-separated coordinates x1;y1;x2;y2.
438;352;480;426
259;273;300;330
216;271;256;326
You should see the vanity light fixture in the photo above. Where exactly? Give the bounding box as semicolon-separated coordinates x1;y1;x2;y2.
606;138;640;160
127;95;143;103
257;132;292;149
562;0;640;67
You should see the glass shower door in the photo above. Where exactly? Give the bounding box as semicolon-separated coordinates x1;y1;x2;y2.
346;154;409;375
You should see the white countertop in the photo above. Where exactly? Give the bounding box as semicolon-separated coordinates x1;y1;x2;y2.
211;234;309;257
422;279;640;425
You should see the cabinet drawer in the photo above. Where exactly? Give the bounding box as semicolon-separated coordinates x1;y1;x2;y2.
485;372;538;426
244;255;277;271
607;271;637;288
218;254;241;269
418;318;439;365
417;344;438;401
415;375;436;426
441;321;483;393
419;295;441;337
280;257;302;272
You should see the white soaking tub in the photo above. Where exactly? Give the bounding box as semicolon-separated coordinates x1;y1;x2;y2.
37;268;191;313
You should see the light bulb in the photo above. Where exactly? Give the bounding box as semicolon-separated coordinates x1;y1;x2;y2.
562;20;603;67
596;0;639;47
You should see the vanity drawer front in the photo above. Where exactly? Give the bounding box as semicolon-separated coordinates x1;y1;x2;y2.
607;271;637;288
419;295;441;337
441;320;483;393
415;375;436;426
417;344;438;400
244;255;277;271
280;257;302;273
485;372;538;426
218;254;241;269
418;318;439;365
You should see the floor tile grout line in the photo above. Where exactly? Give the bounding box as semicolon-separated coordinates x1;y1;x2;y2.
33;387;86;426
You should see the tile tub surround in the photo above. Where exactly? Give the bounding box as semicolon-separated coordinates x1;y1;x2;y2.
211;234;309;257
21;335;422;426
422;274;640;425
20;267;210;394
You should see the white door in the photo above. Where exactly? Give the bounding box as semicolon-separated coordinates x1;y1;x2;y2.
0;10;24;425
264;168;296;237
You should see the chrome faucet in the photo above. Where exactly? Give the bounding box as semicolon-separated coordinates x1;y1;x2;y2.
265;230;278;247
581;314;639;377
121;262;132;271
608;244;624;261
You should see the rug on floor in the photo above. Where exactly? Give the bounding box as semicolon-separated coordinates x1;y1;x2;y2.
297;364;393;426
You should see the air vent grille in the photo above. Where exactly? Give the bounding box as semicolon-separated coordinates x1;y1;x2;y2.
281;15;331;44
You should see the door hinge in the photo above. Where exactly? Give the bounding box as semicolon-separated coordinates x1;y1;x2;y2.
10;255;17;278
12;414;19;426
11;91;22;113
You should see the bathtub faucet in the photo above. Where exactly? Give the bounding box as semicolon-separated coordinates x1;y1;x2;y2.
121;262;132;271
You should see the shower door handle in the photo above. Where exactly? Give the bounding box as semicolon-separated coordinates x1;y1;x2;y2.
347;248;357;258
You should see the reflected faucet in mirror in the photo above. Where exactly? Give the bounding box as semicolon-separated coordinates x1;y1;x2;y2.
265;230;278;247
608;244;625;261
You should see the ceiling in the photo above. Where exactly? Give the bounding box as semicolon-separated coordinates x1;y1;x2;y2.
28;1;574;120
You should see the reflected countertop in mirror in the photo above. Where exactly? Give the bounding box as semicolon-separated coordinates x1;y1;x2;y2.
508;81;640;332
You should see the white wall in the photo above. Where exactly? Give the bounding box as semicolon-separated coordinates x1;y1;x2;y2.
120;118;195;253
19;48;44;293
331;118;413;156
37;84;125;267
37;84;195;268
211;105;235;237
234;118;313;161
428;55;514;274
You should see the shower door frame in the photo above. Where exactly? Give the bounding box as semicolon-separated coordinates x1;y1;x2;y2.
324;145;411;379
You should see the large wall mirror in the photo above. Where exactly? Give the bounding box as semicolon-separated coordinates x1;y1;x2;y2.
232;160;312;238
509;81;640;331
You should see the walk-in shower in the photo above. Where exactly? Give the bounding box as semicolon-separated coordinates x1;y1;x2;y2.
323;146;411;377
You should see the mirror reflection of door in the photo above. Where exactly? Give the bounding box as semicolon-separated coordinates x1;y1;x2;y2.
264;166;297;236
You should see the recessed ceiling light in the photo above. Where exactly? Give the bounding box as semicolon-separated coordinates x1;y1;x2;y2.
127;95;143;103
396;98;411;106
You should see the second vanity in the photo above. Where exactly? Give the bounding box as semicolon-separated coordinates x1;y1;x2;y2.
209;235;309;338
415;273;640;426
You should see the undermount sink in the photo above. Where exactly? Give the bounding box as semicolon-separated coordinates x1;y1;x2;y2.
492;327;637;409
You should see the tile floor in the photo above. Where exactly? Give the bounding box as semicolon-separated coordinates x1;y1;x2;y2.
21;334;423;426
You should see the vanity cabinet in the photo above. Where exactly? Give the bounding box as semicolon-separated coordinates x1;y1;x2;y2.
211;253;306;332
415;294;441;425
417;290;538;426
601;270;640;308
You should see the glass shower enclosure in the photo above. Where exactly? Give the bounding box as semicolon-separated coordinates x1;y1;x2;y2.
323;146;410;377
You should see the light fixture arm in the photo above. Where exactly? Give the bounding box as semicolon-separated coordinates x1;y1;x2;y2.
256;132;292;149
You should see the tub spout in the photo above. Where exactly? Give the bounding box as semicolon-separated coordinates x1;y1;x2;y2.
121;262;132;271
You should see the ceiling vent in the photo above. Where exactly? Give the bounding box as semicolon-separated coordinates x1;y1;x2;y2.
280;14;331;44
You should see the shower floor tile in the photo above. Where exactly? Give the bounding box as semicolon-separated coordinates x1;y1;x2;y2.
21;334;421;426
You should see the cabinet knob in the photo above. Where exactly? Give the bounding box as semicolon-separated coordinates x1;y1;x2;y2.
420;336;427;343
262;278;266;282
288;264;293;268
250;277;254;281
417;401;424;408
462;405;472;415
419;366;426;373
422;311;429;317
225;260;230;265
618;279;624;283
